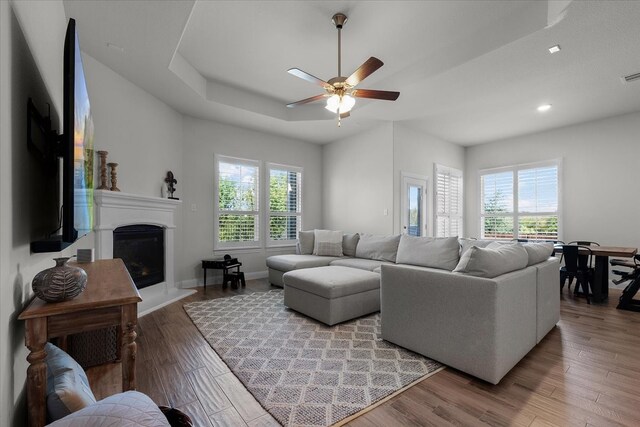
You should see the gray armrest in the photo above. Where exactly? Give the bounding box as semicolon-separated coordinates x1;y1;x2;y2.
380;264;537;384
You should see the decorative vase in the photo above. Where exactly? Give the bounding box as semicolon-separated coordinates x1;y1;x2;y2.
32;257;88;302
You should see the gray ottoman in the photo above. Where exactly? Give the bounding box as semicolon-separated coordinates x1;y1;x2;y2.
283;266;380;325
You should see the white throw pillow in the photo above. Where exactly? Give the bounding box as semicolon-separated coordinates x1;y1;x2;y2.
523;242;555;266
396;235;460;271
313;230;343;256
453;243;528;278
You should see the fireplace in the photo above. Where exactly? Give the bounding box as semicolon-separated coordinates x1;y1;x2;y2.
113;224;165;289
94;190;195;316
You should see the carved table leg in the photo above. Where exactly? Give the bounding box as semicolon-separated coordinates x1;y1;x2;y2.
121;303;137;391
25;317;47;427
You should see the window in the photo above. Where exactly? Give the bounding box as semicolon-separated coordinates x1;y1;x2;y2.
215;156;260;249
214;156;303;249
267;163;302;246
435;164;463;237
480;160;560;240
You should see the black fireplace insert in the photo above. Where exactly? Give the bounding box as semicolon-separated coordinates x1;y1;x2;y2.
113;224;164;289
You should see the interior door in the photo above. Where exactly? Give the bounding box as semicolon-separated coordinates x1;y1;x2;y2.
401;174;428;236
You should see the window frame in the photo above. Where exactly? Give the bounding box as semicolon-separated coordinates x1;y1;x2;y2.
214;154;261;250
265;162;303;248
434;163;463;238
478;159;562;241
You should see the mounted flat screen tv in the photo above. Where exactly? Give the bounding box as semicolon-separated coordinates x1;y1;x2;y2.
31;18;94;252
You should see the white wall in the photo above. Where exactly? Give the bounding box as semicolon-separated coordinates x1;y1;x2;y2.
392;123;466;235
179;116;323;285
322;123;395;234
465;111;640;250
82;54;184;198
1;2;93;425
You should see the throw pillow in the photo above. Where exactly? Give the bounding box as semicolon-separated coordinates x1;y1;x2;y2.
45;342;97;421
313;230;343;256
355;234;401;262
523;242;555;266
342;233;360;257
298;230;315;255
396;235;460;271
453;243;528;278
458;238;494;255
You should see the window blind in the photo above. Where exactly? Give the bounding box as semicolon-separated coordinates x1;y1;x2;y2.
435;164;463;238
479;161;559;240
268;164;302;244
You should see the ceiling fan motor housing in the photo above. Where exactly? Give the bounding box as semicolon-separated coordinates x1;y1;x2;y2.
332;13;348;29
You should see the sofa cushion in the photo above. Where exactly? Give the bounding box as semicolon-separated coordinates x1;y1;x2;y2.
459;238;493;255
396;235;460;271
45;342;96;421
523;242;555;266
298;230;315;255
356;234;401;262
47;391;170;427
313;230;343;257
266;255;341;272
342;233;360;257
283;266;380;299
453;243;528;278
330;258;393;272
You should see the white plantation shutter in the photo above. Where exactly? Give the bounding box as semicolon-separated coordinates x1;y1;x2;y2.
267;163;303;246
479;161;560;240
435;164;463;238
215;155;260;249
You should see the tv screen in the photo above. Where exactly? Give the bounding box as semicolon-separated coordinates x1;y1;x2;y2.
72;28;94;237
31;18;93;253
63;18;94;242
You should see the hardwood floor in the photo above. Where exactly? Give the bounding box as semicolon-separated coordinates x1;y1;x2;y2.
136;280;640;426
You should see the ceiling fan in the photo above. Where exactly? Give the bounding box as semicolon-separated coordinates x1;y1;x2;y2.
286;13;400;126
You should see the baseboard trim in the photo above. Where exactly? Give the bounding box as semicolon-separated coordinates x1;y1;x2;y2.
178;270;269;289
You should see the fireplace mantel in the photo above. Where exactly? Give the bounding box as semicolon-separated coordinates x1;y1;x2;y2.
94;190;194;316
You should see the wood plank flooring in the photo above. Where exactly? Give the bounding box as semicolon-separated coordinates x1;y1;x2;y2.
136;280;640;426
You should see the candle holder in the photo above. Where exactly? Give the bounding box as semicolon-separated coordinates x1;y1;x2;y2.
107;162;120;192
97;151;109;190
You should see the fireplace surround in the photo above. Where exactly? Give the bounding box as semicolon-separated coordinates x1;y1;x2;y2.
94;190;194;315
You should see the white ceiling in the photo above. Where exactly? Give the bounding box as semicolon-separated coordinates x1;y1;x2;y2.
63;0;640;145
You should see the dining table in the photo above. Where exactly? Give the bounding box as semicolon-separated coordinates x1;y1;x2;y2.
555;245;638;303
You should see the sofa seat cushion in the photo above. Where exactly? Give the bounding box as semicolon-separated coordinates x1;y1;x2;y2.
47;391;170;427
329;258;393;272
266;255;341;272
283;266;380;299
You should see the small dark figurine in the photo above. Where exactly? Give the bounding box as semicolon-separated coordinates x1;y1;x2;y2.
165;171;179;199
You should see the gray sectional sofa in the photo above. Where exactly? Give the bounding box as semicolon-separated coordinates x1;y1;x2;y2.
266;231;559;384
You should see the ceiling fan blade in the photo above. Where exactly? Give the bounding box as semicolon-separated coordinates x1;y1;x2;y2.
339;111;350;119
287;68;332;90
286;94;328;108
345;57;384;87
352;89;400;101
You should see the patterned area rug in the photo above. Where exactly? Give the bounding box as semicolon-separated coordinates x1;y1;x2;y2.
184;290;443;426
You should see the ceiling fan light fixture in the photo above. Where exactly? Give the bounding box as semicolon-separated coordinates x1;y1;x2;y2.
325;94;355;114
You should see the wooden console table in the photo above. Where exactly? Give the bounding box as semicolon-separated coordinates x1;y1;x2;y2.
19;259;141;427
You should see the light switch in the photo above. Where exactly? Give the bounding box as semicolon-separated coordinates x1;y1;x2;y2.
191;204;197;212
383;209;388;216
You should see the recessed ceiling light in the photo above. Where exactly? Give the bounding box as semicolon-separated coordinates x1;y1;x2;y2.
537;104;552;112
548;45;561;54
